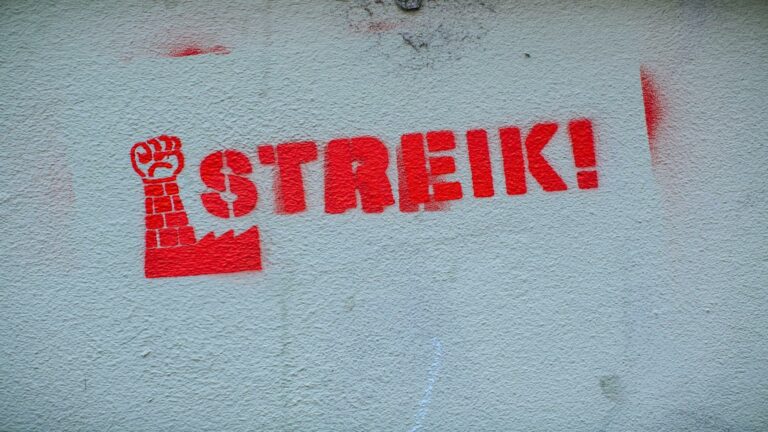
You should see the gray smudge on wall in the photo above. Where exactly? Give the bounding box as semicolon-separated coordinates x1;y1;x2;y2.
342;0;498;68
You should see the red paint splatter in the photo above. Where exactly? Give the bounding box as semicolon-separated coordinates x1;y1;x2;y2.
640;66;662;162
167;44;230;58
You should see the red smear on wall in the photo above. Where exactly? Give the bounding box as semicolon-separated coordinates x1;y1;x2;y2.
640;66;662;162
166;44;230;58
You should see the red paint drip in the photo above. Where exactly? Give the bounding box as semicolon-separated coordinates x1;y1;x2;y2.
640;66;662;162
167;44;230;58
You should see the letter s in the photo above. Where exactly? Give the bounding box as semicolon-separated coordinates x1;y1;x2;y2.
200;150;257;218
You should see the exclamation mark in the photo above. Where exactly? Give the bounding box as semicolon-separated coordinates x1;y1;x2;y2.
567;119;599;189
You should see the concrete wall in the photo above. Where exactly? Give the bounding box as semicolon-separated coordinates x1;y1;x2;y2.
1;1;766;430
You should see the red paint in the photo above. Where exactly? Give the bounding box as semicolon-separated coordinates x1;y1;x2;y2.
259;142;318;214
426;131;463;202
399;133;431;208
466;129;495;198
499;123;568;195
200;150;258;218
398;131;462;210
396;146;420;212
132;136;261;278
640;66;662;161
500;123;570;193
167;44;230;58
567;119;599;189
499;127;527;195
324;136;395;214
131;118;602;277
131;135;184;181
523;123;568;192
145;227;261;278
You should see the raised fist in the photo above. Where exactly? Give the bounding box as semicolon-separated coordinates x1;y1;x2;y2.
131;135;185;181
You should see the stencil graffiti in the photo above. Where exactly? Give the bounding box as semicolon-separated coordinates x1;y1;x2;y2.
131;136;261;278
131;119;598;278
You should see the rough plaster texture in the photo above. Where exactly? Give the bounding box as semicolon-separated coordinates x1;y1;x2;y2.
1;1;766;431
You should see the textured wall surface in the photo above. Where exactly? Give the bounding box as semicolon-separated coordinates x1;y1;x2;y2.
1;1;766;431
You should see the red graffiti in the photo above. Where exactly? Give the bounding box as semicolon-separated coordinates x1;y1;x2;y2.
132;136;261;278
466;129;494;198
259;142;318;214
499;126;527;195
200;150;258;218
568;119;599;189
400;131;462;204
640;66;662;162
131;118;599;278
499;123;568;194
166;44;230;58
521;123;568;192
324;136;395;214
197;120;596;218
397;131;461;212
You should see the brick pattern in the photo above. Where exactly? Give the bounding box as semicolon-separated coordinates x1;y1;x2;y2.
143;180;196;248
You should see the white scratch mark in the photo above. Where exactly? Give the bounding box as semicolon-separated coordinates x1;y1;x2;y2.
409;337;443;432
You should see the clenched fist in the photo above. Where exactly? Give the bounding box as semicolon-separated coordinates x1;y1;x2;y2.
131;135;184;181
